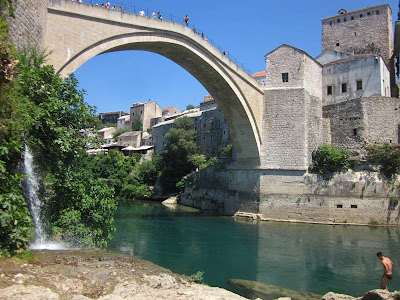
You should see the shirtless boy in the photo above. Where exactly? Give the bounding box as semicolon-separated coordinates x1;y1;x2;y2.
376;251;394;291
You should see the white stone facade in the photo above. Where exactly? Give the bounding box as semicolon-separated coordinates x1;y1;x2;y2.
321;55;391;105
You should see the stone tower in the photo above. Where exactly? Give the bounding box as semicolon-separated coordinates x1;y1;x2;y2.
321;5;396;96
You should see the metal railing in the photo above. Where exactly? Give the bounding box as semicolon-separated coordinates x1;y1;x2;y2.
71;0;253;75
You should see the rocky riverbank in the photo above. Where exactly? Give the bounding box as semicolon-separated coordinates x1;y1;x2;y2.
0;249;398;300
0;249;246;300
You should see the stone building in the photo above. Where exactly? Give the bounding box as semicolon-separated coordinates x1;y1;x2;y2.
99;111;128;125
318;54;391;105
262;44;328;170
116;131;141;147
259;4;400;162
130;100;162;132
117;115;131;130
251;71;267;88
151;97;230;157
162;106;180;117
321;4;396;96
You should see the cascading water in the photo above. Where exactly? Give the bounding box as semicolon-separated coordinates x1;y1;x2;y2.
23;145;67;250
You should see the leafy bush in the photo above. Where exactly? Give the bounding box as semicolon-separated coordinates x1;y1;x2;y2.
221;144;233;160
132;120;143;131
389;197;399;210
157;117;199;193
120;184;150;199
189;271;204;283
48;169;116;247
368;144;400;179
112;128;128;140
309;144;349;178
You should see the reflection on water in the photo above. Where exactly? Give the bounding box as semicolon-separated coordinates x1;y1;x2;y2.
108;200;400;298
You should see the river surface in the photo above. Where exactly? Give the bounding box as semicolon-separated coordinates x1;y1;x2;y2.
108;200;400;299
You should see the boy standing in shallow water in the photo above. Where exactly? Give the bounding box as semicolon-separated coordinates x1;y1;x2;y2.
376;251;394;291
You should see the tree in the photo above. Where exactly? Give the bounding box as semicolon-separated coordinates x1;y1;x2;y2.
15;50;117;247
368;143;400;179
186;104;195;110
132;120;143;131
309;144;349;179
0;16;33;255
158;117;199;193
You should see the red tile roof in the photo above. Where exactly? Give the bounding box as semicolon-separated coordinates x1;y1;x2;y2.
251;71;266;78
163;106;178;111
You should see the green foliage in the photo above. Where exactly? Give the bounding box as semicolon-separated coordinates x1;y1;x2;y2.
132;120;143;131
221;144;233;160
14;250;35;262
121;184;150;199
112;128;128;140
369;218;379;226
47;168;116;247
189;271;204;283
135;160;158;186
14;50;116;248
158;117;199;193
368;144;400;179
186;104;195;110
96;122;115;130
85;150;137;195
309;144;349;179
0;16;33;255
394;293;400;300
389;197;399;210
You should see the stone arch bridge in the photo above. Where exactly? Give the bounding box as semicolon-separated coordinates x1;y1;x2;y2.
45;0;264;167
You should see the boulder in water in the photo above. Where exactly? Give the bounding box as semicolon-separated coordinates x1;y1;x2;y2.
228;279;321;300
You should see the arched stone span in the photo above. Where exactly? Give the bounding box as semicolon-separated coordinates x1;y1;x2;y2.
45;0;264;167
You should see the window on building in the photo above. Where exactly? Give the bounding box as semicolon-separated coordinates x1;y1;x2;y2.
351;16;354;20
337;18;340;23
341;83;347;93
336;42;340;46
327;85;333;95
351;205;358;209
282;73;289;82
376;10;379;14
367;12;371;16
359;14;363;18
337;204;343;208
356;80;363;90
344;18;347;22
330;21;332;25
354;32;357;36
353;128;358;136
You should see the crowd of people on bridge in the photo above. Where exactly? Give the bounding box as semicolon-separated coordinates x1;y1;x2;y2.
71;0;228;56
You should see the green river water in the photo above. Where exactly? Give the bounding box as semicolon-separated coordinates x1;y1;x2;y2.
108;200;400;299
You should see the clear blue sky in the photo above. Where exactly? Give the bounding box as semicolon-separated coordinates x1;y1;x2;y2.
74;0;398;113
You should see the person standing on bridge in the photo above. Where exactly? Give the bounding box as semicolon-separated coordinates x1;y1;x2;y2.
157;12;163;20
184;14;189;26
139;10;145;16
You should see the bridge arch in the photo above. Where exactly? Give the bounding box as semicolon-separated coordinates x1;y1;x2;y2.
45;0;264;167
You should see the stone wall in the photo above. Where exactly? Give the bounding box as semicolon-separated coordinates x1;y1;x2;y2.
322;5;393;67
262;44;323;170
263;88;308;169
323;97;400;156
181;166;400;225
6;0;48;51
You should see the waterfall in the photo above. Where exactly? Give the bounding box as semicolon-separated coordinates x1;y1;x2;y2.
24;145;67;250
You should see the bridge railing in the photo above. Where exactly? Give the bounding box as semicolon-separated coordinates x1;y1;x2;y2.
71;0;254;75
